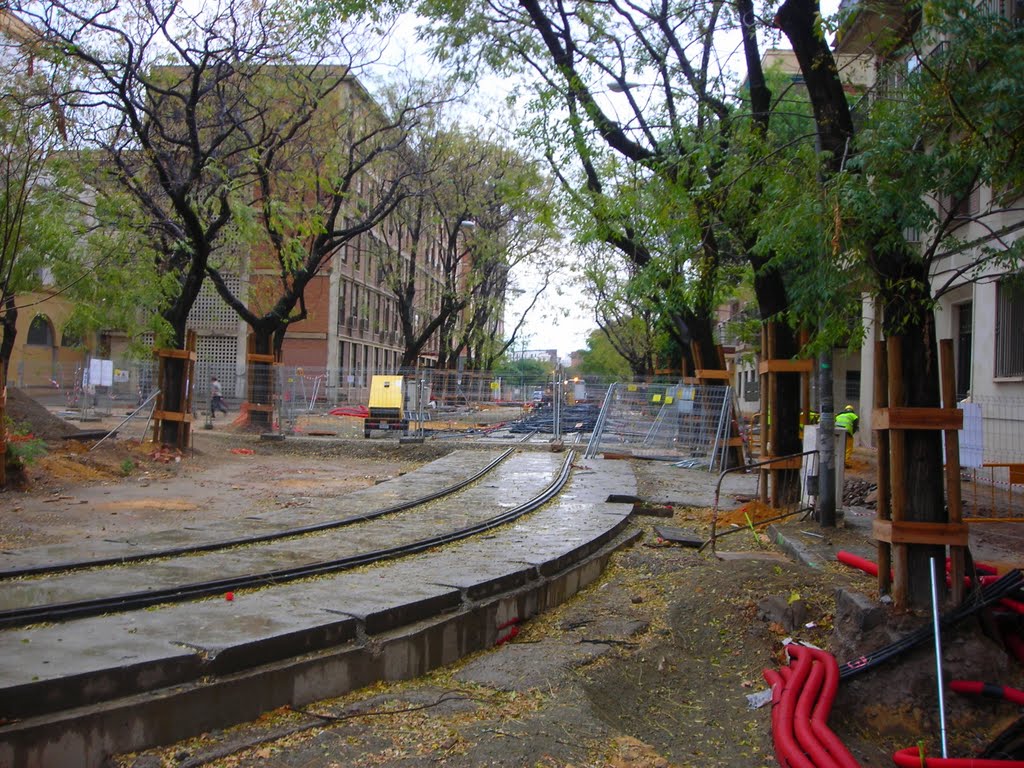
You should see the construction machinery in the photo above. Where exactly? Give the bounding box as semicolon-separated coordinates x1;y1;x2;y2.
363;375;409;438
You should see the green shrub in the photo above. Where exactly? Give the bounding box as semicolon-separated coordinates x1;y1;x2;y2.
4;421;48;470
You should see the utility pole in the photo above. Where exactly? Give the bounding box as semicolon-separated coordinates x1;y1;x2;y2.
817;346;837;527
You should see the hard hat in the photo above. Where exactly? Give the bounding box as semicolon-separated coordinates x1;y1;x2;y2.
844;405;854;411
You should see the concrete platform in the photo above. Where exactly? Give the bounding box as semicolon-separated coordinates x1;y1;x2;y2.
0;455;640;768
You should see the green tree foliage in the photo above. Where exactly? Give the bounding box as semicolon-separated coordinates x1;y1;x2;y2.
495;355;550;380
574;328;632;380
379;121;562;370
0;30;78;379
417;0;746;372
843;0;1024;303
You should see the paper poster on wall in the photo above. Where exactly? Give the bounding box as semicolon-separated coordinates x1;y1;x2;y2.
88;359;114;387
958;402;983;469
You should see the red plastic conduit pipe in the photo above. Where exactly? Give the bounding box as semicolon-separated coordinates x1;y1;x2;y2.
788;645;862;768
792;657;831;765
837;551;880;578
764;668;790;768
765;657;817;768
950;680;1024;707
837;552;1001;591
998;598;1024;616
1002;631;1024;665
892;746;1024;766
780;661;819;768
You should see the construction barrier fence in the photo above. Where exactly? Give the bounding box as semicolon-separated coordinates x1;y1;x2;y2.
585;382;738;469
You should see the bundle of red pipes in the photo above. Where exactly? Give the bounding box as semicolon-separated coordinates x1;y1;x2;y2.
835;552;1022;615
762;644;861;768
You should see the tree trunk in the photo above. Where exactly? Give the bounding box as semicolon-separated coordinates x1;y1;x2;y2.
753;268;803;460
877;249;946;606
0;294;17;384
156;307;192;448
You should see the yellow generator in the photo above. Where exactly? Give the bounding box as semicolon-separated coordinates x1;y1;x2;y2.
364;375;409;437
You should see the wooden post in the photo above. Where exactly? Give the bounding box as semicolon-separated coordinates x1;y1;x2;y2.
874;339;892;597
756;323;813;506
940;339;966;605
799;328;811;433
759;325;770;504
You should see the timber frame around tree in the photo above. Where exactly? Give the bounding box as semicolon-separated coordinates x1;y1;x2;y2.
151;331;197;451
757;323;813;506
872;336;968;608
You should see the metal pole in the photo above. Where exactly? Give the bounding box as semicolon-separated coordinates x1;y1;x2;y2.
553;369;562;441
90;389;161;451
930;556;949;758
418;375;426;437
817;345;837;526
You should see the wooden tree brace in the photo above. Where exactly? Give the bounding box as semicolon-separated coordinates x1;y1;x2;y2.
872;407;963;431
873;519;969;547
153;348;197;361
151;410;193;423
758;359;813;374
758;456;803;470
695;369;731;381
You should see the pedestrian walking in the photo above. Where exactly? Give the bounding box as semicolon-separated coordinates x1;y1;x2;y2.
835;404;859;468
210;376;228;419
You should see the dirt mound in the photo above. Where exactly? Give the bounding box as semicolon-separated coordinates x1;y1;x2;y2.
5;388;83;441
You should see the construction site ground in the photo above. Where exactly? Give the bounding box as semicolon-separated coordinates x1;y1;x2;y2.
2;389;1023;768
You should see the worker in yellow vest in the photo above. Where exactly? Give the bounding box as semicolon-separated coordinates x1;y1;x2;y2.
834;405;859;467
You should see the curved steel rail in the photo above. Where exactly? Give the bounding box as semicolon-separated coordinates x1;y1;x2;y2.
1;447;517;579
0;450;576;630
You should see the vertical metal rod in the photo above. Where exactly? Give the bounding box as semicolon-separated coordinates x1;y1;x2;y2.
557;370;565;442
930;556;948;758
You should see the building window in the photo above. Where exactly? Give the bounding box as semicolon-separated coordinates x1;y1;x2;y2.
995;279;1024;377
845;370;861;400
27;316;54;346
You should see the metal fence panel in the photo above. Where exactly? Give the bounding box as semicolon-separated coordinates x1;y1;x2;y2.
586;382;734;467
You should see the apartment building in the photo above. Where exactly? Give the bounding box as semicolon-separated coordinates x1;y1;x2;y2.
102;72;452;406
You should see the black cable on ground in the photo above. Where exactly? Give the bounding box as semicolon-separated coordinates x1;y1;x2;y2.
838;569;1024;680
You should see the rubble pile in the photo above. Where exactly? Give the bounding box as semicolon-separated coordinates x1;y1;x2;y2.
843;477;877;510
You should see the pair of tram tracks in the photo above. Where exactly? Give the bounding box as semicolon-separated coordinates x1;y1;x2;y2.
0;447;576;631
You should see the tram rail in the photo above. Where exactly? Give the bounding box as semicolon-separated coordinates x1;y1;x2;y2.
0;448;516;580
0;450;574;630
